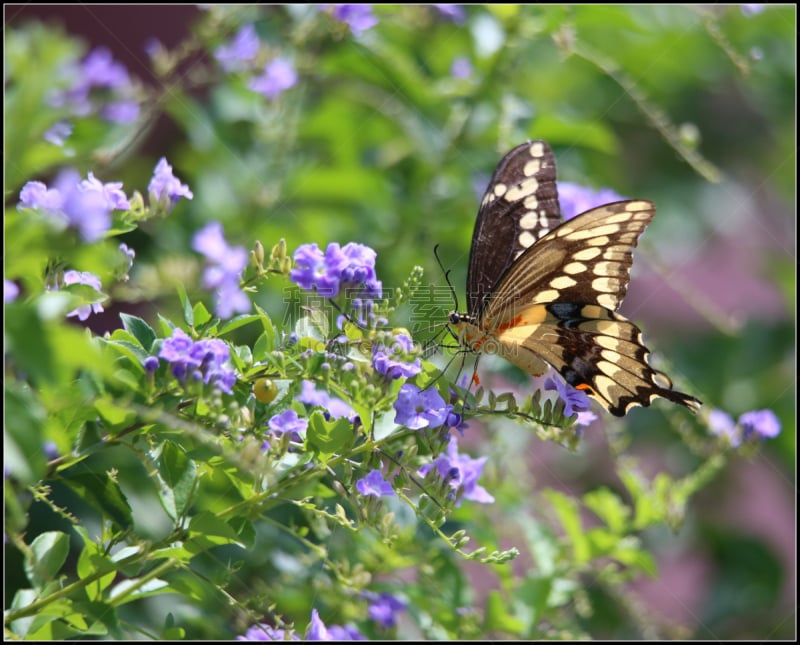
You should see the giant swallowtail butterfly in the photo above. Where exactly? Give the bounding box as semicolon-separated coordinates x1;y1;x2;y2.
449;140;701;417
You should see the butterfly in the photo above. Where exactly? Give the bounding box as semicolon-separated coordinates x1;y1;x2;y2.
448;140;701;417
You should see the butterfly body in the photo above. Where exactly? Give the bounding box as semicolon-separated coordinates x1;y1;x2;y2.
451;141;701;417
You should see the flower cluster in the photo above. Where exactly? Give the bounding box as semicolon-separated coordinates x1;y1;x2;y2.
372;333;421;379
18;169;119;242
238;608;364;641
191;222;250;319
213;24;297;101
18;157;190;242
393;383;460;430
708;408;781;447
418;435;494;506
156;328;236;394
48;47;140;125
558;182;626;220
291;242;382;300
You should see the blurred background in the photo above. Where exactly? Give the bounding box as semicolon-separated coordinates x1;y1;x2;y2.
5;4;795;639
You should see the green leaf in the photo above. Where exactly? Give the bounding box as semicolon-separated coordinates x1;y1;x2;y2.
544;489;590;564
484;589;526;635
228;516;256;548
193;301;212;326
306;410;354;461
177;284;193;326
62;472;134;531
76;536;116;599
119;313;157;351
3;382;47;484
185;511;244;552
155;441;197;522
109;577;170;603
219;314;261;336
582;487;630;534
94;396;137;427
24;531;70;589
104;337;149;371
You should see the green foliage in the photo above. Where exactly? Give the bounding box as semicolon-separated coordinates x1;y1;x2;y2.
4;4;794;641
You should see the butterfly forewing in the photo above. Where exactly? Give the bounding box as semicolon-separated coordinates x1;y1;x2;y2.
456;142;701;417
467;140;562;316
483;200;654;322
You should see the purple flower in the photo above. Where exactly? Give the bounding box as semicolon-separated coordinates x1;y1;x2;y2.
544;376;592;419
19;180;64;211
708;408;738;444
434;4;466;24
248;58;297;100
4;280;19;303
738;409;781;440
238;623;298;641
19;170;112;242
291;243;340;296
80;172;131;210
290;242;381;300
330;5;378;36
157;328;236;394
79;48;131;89
708;407;781;446
297;380;356;421
43;121;73;146
450;57;472;79
393;384;450;430
558;182;626;220
119;242;136;273
148;157;194;207
215;23;260;72
63;270;104;321
373;334;421;379
267;409;308;442
102;99;140;124
191;222;251;319
364;591;406;628
143;356;159;372
740;4;766;17
43;441;59;460
356;470;395;498
418;435;494;506
306;609;365;641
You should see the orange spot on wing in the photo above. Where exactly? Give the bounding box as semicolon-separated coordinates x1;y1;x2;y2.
495;315;524;334
575;383;596;395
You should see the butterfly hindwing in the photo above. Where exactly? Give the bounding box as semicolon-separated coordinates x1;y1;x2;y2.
491;302;701;416
467;140;562;316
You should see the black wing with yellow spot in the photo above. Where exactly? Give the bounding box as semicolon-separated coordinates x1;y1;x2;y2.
467;140;562;317
463;144;701;417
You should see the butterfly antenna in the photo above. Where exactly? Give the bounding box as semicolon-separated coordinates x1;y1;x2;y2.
434;244;459;312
